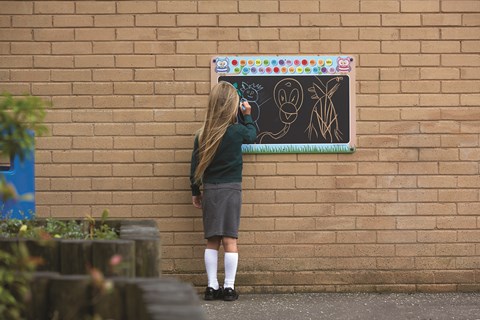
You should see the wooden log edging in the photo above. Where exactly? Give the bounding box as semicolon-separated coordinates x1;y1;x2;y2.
0;219;161;278
137;278;206;320
91;239;136;277
119;220;161;277
27;272;58;320
27;273;206;320
47;275;92;320
60;240;92;275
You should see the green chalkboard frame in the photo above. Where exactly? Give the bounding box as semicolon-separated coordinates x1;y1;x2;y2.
211;55;356;154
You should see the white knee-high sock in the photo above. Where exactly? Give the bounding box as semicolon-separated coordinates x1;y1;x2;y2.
224;252;238;289
204;249;219;290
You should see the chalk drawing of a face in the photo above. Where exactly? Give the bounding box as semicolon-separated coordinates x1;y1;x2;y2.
240;82;262;102
257;78;303;143
274;79;303;125
215;57;229;73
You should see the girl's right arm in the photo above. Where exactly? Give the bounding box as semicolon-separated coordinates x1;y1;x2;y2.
239;101;257;143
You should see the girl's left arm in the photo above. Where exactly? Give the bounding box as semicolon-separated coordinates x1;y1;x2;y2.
190;136;202;197
192;194;202;209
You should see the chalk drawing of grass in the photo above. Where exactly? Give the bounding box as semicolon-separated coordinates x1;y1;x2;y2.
241;143;354;154
305;76;344;143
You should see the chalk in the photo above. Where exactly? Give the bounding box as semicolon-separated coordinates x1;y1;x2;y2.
240;98;247;111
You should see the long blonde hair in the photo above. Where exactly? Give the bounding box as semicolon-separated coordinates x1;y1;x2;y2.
193;81;239;184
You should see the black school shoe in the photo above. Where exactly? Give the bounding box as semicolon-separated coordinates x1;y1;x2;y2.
223;287;239;301
204;287;223;300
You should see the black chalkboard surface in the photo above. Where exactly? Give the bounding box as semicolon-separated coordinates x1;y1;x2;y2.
211;55;356;153
220;75;350;145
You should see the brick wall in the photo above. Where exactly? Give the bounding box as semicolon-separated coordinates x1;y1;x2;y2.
0;0;479;292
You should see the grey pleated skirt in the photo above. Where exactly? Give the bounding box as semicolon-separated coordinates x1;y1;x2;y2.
202;182;242;239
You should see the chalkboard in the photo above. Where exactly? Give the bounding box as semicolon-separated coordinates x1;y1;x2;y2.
211;56;356;153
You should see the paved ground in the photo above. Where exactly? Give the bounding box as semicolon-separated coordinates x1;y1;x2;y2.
201;293;480;320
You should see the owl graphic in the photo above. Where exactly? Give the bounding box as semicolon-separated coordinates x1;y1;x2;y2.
336;57;351;73
215;57;229;73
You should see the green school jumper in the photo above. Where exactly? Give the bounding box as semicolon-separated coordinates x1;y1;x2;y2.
190;115;257;196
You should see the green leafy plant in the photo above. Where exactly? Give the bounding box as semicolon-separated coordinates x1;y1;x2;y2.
0;243;42;320
44;218;86;239
0;218;24;237
85;210;117;240
0;211;118;240
0;93;48;162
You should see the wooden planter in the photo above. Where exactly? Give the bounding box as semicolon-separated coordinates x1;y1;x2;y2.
28;272;206;320
0;219;161;278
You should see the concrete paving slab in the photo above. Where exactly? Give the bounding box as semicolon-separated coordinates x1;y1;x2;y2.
202;293;480;320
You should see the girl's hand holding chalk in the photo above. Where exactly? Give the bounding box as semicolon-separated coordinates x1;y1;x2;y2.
192;195;202;209
240;99;251;115
240;98;247;111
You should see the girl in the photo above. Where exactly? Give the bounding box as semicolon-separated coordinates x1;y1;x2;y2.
190;81;256;301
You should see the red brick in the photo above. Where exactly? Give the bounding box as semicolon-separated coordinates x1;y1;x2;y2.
295;231;335;244
116;55;156;68
322;0;360;12
136;14;175;26
275;218;316;231
376;176;417;188
34;1;74;14
75;55;114;68
361;0;399;12
377;231;416;243
317;190;357;203
376;203;416;216
54;15;94;27
52;42;92;55
301;14;340;26
355;244;395;256
73;83;112;95
76;2;115;13
157;28;197;40
0;1;33;14
401;0;439;12
198;1;237;13
396;245;436;257
0;83;30;95
239;1;277;12
92;69;133;81
116;28;156;40
158;1;196;13
397;216;436;229
114;82;153;95
34;29;73;41
93;42;134;54
11;70;50;82
94;15;134;26
337;231;376;243
177;14;217;26
32;83;72;95
294;204;334;216
12;15;52;27
418;231;457;243
360;28;399;40
117;1;156;13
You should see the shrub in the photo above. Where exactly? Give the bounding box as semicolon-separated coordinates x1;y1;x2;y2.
0;210;118;240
